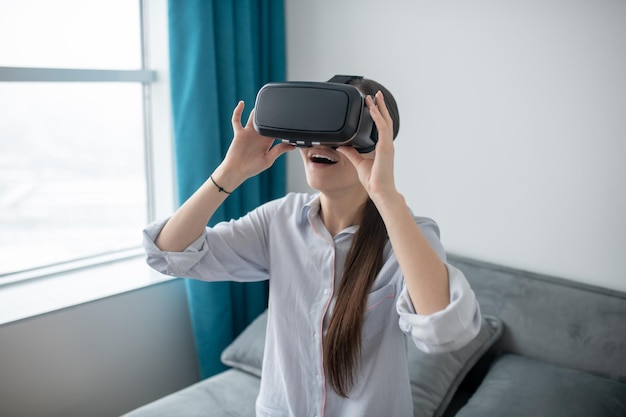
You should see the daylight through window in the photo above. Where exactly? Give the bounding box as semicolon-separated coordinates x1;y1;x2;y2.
0;1;158;278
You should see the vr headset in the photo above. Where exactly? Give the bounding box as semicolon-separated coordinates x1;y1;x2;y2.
253;75;378;153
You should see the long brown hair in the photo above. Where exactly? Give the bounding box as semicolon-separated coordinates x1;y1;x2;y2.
323;78;400;397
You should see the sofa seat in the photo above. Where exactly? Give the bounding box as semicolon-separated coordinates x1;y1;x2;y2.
124;369;260;417
122;255;626;417
456;354;626;417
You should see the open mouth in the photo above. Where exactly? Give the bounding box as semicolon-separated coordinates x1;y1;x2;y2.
310;154;338;164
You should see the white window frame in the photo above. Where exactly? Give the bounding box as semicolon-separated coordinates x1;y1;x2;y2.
0;0;176;323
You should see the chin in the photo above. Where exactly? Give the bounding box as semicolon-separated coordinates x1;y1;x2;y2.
305;174;361;196
303;175;324;192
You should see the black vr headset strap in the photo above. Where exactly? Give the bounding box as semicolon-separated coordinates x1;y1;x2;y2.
327;75;363;84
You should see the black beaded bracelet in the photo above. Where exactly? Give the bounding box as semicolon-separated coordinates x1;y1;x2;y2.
210;175;232;194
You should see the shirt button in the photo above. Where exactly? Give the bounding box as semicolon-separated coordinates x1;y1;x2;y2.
323;288;329;295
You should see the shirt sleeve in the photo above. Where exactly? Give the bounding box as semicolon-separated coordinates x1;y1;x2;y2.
395;215;481;353
142;199;280;282
396;263;481;353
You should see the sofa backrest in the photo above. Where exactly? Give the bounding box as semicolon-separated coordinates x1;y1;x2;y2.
448;254;626;382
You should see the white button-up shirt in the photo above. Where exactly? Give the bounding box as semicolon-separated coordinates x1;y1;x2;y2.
143;192;480;417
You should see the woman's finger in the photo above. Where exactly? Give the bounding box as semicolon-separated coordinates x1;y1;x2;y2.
374;91;392;124
367;95;388;132
267;142;296;163
367;94;393;150
337;145;362;168
231;101;245;130
245;108;256;129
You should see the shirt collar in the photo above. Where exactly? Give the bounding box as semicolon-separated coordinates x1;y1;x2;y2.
299;193;321;225
299;193;359;237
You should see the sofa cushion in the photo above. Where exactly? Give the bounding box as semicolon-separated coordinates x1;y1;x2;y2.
408;315;502;417
221;310;267;377
448;254;626;381
222;310;502;417
455;354;626;417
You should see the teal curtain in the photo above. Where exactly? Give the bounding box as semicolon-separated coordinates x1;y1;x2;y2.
168;0;286;379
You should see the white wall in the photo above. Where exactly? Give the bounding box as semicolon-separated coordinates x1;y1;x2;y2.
285;0;626;292
0;280;198;417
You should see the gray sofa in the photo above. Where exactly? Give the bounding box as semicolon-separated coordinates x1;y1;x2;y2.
123;255;626;417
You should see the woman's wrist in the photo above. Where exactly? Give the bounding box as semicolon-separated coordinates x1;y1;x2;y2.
210;164;246;194
371;190;407;221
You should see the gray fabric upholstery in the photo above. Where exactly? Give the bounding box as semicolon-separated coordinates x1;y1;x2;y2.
221;311;267;378
123;256;626;416
409;316;502;417
448;254;626;382
121;369;260;417
221;309;503;417
455;354;626;417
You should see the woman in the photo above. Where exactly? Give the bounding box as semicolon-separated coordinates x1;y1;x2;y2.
143;77;481;417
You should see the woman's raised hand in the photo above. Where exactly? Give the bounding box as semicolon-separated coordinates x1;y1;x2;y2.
155;101;293;252
337;90;397;203
220;101;294;183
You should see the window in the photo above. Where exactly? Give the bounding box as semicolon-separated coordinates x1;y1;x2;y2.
0;0;174;284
